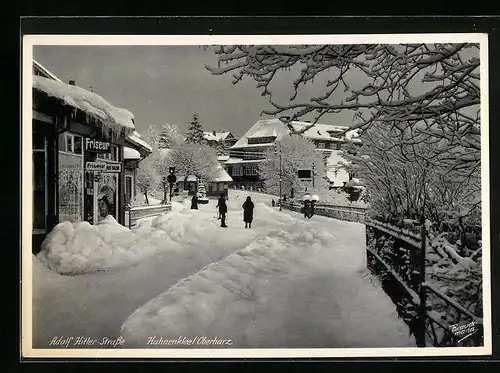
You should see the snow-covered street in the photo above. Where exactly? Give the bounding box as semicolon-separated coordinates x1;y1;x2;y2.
32;190;414;349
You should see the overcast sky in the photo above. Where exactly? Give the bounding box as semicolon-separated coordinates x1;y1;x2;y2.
34;45;357;138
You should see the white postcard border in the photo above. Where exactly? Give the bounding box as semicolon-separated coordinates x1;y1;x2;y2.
21;32;491;359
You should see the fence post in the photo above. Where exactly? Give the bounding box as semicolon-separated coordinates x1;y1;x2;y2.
415;216;427;347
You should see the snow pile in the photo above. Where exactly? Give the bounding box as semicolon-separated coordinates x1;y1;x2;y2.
121;216;413;348
33;75;135;134
36;206;227;275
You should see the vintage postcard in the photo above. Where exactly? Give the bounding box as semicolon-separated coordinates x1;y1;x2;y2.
21;33;491;358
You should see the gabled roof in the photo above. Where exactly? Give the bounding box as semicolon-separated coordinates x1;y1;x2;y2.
33;75;135;135
231;118;359;150
33;60;63;82
203;131;233;142
126;131;153;154
230;119;289;149
213;165;233;182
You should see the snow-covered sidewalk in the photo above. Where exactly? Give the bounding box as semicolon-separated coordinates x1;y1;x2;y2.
32;190;414;349
120;191;414;348
32;200;258;348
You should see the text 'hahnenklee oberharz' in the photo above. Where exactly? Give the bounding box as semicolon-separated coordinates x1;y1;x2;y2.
146;335;233;347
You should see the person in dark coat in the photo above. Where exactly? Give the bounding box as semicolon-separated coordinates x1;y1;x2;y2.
242;196;255;228
303;200;310;219
190;194;198;210
216;192;228;227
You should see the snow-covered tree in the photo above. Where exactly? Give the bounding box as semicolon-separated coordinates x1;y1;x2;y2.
206;44;481;179
343;123;480;228
167;142;219;183
185;113;205;144
158;122;183;149
135;125;161;205
259;134;329;197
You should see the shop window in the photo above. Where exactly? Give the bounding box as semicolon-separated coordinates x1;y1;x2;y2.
59;133;83;155
97;145;119;161
336;142;342;150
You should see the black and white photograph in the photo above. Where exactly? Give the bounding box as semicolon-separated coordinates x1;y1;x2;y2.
21;33;491;358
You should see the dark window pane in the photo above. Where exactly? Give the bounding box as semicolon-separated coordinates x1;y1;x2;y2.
74;135;82;154
66;135;73;153
32;124;46;150
58;134;66;152
33;152;46;229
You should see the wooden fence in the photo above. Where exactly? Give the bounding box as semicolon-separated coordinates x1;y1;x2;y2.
125;203;172;228
280;201;366;223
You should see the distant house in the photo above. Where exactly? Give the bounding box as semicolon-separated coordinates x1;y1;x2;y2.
224;118;362;191
203;131;238;152
124;131;153;205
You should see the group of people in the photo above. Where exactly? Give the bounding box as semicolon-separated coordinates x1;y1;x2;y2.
191;193;254;228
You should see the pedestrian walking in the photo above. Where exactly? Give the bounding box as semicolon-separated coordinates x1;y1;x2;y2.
242;196;255;228
216;192;228;227
190;194;199;210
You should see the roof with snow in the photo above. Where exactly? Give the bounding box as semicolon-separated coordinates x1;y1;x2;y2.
213;165;233;182
224;158;264;165
126;131;153;153
232;118;360;150
33;60;63;82
33;75;136;135
217;154;230;162
203;132;232;142
230;119;289;149
123;146;141;160
290;121;354;142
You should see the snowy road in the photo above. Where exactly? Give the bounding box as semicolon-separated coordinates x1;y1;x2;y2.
32;190;414;349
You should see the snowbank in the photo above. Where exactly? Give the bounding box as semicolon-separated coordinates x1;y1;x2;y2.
121;214;413;348
36;205;227;275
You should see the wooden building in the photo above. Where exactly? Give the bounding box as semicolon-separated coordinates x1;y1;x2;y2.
32;60;136;253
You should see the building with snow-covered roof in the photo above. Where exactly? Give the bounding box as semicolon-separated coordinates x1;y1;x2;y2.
203;130;238;151
31;59;140;253
225;118;361;191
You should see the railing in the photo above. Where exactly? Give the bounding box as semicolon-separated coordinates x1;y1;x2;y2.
125;203;172;228
366;218;483;347
280;201;367;223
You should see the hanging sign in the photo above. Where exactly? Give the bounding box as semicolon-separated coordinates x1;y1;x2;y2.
86;162;107;171
84;137;111;153
105;163;122;173
85;162;122;173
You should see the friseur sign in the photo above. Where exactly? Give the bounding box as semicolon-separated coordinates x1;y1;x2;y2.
85;137;111;153
86;162;122;173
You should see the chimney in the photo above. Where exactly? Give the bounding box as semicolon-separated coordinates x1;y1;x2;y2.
69;80;76;86
213;130;216;136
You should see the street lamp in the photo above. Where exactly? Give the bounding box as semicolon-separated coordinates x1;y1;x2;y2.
166;167;177;203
